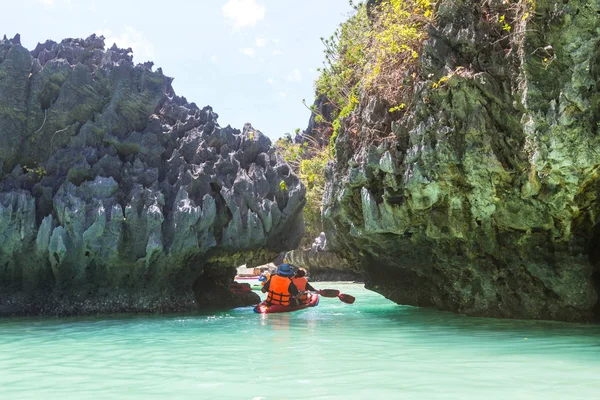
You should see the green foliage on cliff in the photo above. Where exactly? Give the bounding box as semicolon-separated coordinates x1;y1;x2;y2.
277;0;434;246
298;150;329;244
23;164;46;180
275;136;330;248
315;0;433;153
275;136;304;171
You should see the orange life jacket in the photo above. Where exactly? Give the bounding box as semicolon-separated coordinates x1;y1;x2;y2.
291;276;309;304
266;275;292;306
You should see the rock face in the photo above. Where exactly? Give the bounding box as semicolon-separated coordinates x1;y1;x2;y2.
285;232;362;281
323;0;600;321
0;34;305;315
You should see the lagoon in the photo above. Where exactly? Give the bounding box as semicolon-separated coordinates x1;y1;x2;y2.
1;283;599;399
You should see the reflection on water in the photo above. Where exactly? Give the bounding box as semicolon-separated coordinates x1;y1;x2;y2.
1;283;599;399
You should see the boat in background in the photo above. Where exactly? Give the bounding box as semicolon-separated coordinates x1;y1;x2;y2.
234;264;276;288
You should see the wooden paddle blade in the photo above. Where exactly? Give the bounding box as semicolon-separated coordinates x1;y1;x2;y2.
318;289;340;297
338;294;355;304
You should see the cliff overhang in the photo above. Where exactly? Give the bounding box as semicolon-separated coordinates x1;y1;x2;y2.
321;0;600;322
0;34;305;316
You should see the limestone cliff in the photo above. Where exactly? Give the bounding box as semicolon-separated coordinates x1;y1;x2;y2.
0;35;305;315
322;0;600;321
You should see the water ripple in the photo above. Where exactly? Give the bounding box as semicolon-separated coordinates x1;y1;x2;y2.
1;283;600;399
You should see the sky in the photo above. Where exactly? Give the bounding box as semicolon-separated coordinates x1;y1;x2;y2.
0;0;353;140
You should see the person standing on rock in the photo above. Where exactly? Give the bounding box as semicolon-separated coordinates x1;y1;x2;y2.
291;268;317;305
261;264;298;307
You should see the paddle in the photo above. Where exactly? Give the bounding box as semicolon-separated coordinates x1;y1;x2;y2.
316;289;355;304
316;289;340;297
338;293;355;304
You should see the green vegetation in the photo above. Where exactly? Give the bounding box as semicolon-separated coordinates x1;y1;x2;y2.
481;0;536;54
275;0;435;246
315;0;433;153
298;150;329;244
275;136;305;172
275;135;330;248
23;164;46;181
277;0;540;247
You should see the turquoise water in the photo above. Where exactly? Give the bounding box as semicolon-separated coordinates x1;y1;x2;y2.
1;283;600;399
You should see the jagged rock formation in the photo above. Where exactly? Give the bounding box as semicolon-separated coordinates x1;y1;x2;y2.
322;0;600;321
0;34;305;316
302;94;335;148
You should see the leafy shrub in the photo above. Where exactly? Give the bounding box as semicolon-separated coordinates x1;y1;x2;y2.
280;0;436;245
275;135;330;248
275;136;305;173
315;0;433;153
298;149;330;244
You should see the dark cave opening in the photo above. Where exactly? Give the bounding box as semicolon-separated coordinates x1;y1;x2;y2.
192;264;259;309
589;223;600;320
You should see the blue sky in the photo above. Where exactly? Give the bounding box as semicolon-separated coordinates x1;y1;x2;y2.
1;0;353;140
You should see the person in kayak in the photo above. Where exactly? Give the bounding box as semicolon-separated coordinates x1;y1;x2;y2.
291;268;317;304
262;263;298;306
258;270;271;287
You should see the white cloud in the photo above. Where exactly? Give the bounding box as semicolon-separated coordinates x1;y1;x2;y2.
287;68;302;82
278;90;288;98
241;48;255;58
222;0;265;30
40;0;54;5
255;37;266;47
97;26;155;62
272;50;283;56
210;55;218;63
267;78;275;84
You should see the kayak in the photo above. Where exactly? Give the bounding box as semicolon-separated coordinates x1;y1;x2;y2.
235;275;261;280
253;293;319;314
251;284;263;291
235;276;261;286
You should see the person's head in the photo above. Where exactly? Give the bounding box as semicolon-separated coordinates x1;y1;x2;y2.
295;268;307;278
276;263;294;277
